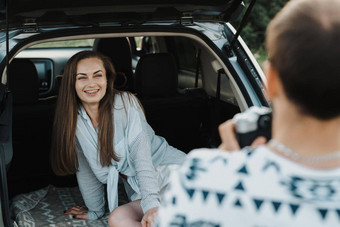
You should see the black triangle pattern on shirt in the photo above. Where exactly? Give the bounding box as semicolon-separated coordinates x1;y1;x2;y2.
251;199;300;216
186;188;195;199
234;198;243;207
247;151;254;157
185;158;207;181
271;201;282;213
318;209;328;220
222;198;305;216
216;193;226;205
234;181;245;191
183;185;227;205
262;160;281;173
336;209;340;220
172;197;177;205
202;190;210;201
253;199;264;211
244;147;256;156
289;204;300;215
209;156;228;165
237;165;248;175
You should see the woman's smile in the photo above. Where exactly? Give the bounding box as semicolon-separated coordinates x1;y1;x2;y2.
84;89;100;95
85;89;99;95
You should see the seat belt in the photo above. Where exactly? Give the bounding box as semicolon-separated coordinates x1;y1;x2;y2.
209;69;226;147
216;69;223;101
214;68;224;126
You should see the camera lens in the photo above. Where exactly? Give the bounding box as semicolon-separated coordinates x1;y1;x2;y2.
259;115;271;129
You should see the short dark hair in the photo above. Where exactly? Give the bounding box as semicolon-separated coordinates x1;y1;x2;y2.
266;0;340;120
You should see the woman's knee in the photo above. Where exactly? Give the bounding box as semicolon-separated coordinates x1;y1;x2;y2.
108;208;124;227
108;202;143;227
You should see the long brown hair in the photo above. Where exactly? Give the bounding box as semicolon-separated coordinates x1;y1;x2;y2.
51;50;120;176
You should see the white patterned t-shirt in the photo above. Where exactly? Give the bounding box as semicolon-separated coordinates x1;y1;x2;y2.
155;146;340;227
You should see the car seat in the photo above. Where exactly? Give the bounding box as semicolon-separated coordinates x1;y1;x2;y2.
135;53;209;152
7;58;55;198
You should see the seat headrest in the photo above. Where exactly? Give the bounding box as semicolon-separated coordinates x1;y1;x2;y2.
8;59;39;104
135;53;178;98
93;37;132;73
93;37;134;91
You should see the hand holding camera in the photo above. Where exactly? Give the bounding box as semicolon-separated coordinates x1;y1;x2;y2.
218;106;271;151
233;106;272;148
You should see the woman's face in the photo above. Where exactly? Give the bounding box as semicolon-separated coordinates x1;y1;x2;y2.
75;57;107;107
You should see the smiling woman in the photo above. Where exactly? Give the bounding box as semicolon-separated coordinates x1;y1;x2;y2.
50;50;186;226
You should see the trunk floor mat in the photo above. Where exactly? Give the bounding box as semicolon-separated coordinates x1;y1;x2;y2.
10;184;128;226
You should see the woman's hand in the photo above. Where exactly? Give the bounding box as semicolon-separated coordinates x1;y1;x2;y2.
218;120;267;151
64;205;89;220
141;207;158;227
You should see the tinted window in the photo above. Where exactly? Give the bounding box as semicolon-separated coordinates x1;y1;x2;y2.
30;39;95;48
173;37;198;72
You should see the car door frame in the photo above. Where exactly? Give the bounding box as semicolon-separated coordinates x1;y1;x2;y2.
0;83;13;227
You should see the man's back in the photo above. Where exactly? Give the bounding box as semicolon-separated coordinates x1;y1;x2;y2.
156;147;340;226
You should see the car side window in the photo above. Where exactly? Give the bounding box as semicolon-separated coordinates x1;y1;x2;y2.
29;39;95;48
173;37;198;72
166;36;202;88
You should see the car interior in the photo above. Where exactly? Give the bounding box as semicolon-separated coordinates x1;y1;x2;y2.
5;33;244;225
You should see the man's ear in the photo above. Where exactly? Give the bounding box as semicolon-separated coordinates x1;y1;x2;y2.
265;62;281;100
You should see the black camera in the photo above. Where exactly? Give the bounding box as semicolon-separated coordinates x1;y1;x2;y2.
233;106;272;148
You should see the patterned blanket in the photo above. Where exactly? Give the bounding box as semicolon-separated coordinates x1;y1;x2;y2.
10;184;128;227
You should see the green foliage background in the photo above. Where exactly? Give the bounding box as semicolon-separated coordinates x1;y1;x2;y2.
233;0;288;64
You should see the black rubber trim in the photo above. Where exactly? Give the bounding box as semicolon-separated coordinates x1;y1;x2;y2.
0;146;12;227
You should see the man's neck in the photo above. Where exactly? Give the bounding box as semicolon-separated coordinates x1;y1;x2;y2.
270;98;340;169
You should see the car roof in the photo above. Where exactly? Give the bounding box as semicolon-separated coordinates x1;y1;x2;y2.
0;0;243;30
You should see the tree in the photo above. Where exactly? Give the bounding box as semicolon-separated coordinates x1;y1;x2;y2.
233;0;288;51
